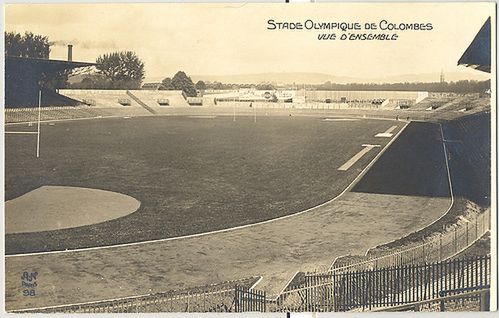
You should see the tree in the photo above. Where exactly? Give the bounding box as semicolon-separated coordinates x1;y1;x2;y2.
40;69;71;90
5;31;68;90
195;80;206;90
95;51;145;89
5;32;23;57
170;71;197;97
256;83;275;90
69;74;112;89
159;77;174;90
5;31;50;58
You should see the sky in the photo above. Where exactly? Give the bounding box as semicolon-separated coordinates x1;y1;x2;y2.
4;3;494;82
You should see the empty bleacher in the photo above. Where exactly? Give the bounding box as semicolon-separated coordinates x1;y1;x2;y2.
407;95;489;114
304;90;427;103
436;96;479;112
5;106;150;123
59;89;145;109
409;96;455;111
126;90;190;110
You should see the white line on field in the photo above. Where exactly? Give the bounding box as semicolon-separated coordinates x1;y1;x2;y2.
440;123;455;201
249;276;264;290
322;118;359;122
269;271;301;301
338;145;376;171
6;121;408;258
5;131;38;135
375;125;398;138
384;125;398;134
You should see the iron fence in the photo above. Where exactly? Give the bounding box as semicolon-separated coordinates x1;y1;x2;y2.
13;277;258;313
268;255;490;312
374;289;490;312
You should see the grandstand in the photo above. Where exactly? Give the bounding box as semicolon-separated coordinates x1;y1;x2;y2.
126;90;190;108
5;105;150;123
59;89;144;108
59;89;191;112
202;91;240;106
50;89;491;116
406;96;455;111
4;88;490;124
208;89;429;110
302;90;428;109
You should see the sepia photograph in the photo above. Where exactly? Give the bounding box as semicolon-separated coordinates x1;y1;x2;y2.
3;2;496;313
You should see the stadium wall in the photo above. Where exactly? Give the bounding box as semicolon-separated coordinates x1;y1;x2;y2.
302;90;428;102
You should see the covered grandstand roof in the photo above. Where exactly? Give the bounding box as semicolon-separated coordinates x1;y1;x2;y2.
5;56;96;107
5;55;96;71
458;17;491;73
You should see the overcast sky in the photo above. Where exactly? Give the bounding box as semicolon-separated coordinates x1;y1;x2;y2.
5;3;493;81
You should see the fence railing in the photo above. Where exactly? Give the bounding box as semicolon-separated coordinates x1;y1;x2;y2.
13;277;259;314
267;255;490;312
327;210;490;273
234;285;266;312
374;289;490;312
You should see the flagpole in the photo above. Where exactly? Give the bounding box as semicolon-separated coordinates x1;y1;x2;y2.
36;90;41;158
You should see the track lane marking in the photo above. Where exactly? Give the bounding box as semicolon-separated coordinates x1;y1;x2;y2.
384;125;398;134
338;144;381;171
5;131;38;135
375;125;398;138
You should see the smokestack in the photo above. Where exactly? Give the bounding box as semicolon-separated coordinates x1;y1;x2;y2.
67;45;73;62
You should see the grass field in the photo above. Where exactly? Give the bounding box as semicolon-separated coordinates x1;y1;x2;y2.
5;115;400;254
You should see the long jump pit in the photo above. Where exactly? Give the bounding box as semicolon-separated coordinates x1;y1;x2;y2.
6;186;140;234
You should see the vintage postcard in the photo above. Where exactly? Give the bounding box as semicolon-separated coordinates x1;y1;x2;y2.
3;2;496;314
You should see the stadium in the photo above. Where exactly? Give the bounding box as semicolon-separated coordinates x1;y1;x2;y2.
4;4;494;314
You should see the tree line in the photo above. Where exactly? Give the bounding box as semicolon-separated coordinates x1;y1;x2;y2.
5;31;50;58
156;79;490;94
313;80;491;94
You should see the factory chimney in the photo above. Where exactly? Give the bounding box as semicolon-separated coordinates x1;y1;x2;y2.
67;45;73;62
